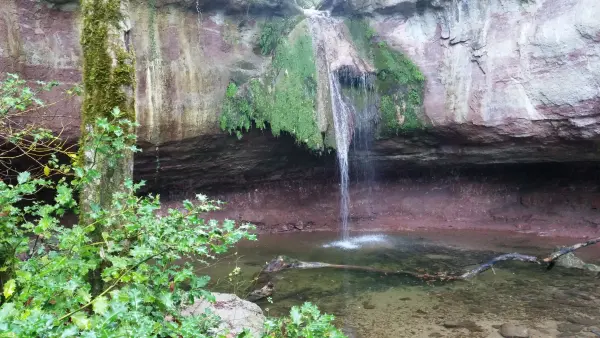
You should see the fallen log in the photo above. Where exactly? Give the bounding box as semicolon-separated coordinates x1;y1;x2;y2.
260;236;600;282
459;253;540;279
262;255;459;281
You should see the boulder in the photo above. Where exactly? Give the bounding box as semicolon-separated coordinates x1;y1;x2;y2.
557;252;600;272
182;293;266;337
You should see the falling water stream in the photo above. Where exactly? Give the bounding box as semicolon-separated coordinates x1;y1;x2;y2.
307;13;378;243
307;14;354;241
328;70;354;241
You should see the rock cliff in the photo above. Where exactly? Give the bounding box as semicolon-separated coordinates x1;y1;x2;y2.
2;0;599;191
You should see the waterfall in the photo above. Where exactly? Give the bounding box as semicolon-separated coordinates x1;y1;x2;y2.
328;70;354;240
307;14;373;241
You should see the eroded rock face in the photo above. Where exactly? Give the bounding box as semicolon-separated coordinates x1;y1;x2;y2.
2;0;600;191
372;0;600;161
202;163;600;238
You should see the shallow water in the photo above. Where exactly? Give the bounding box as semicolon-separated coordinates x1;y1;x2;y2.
202;231;600;337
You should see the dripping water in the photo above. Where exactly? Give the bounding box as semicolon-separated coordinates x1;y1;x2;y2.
348;72;377;217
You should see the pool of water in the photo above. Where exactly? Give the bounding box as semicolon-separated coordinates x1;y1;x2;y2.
201;231;600;337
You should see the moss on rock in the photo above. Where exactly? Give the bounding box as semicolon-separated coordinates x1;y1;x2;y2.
220;17;324;151
221;16;425;149
345;18;426;137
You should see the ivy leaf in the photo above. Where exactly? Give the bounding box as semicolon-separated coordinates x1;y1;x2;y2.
55;184;73;205
111;107;121;117
130;245;152;259
92;295;109;315
34;216;54;235
71;313;91;330
3;279;16;299
43;165;51;176
0;302;16;321
17;172;30;184
191;275;210;289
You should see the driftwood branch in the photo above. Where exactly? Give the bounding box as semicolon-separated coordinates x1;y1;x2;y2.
262;257;459;281
462;236;600;279
459;253;540;279
542;236;600;264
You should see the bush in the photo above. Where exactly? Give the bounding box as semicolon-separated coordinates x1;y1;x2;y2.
264;302;347;338
0;78;255;336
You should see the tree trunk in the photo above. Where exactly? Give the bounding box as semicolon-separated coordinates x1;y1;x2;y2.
79;0;135;296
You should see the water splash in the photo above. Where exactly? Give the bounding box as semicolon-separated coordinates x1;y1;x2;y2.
322;234;391;250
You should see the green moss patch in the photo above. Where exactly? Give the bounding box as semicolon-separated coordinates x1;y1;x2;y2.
80;0;136;129
220;19;324;151
345;18;426;137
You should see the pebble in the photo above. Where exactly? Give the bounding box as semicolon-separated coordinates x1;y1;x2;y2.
443;320;484;332
362;301;375;310
469;306;485;314
499;323;529;338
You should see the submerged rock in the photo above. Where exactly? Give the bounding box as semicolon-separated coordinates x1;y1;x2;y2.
557;322;584;333
182;292;265;336
557;252;600;272
362;300;376;309
499;323;529;338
